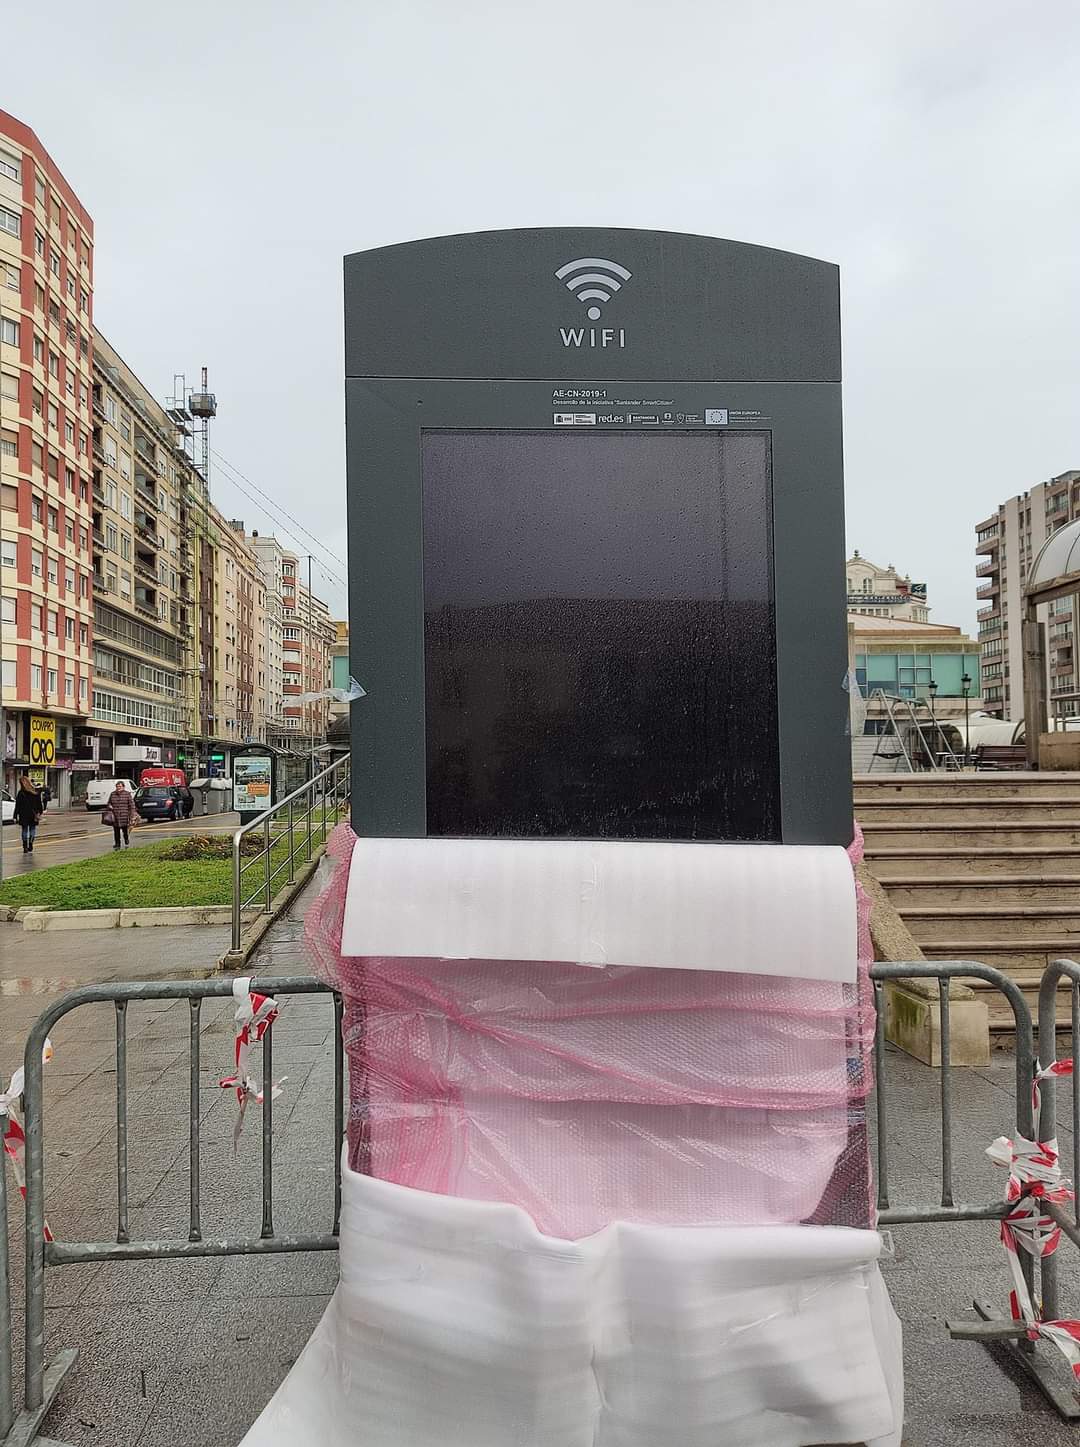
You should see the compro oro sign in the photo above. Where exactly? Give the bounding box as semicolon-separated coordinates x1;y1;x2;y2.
29;715;56;768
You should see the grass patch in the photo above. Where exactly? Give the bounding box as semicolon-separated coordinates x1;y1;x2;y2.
0;817;340;912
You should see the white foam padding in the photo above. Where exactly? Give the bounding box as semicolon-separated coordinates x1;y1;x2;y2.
241;1162;903;1447
341;837;857;982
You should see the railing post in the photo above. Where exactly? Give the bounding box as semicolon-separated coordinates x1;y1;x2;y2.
231;827;243;953
1038;960;1066;1320
23;1017;49;1412
287;799;295;885
263;814;272;914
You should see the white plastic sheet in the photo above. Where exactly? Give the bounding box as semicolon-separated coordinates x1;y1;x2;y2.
341;837;858;982
241;1162;903;1447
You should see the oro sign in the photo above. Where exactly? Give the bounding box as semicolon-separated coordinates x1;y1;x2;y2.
29;715;56;768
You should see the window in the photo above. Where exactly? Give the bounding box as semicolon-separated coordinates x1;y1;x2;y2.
79;288;88;314
0;430;16;458
47;506;57;532
79;677;87;701
120;570;131;598
0;206;19;238
79;526;87;551
50;250;60;279
31;665;42;691
65;466;74;493
47;555;58;585
80;573;88;596
65;564;74;592
47;453;58;480
32;388;42;417
0;150;19;182
0;372;16;402
0;317;18;346
1;261;18;290
31;442;42;470
120;491;131;520
48;300;60;327
47;668;57;695
79;432;87;457
120;533;131;561
47;402;58;431
79;382;87;410
105;521;117;551
65;616;74;640
80;623;88;647
105;479;116;509
104;395;117;423
32;494;43;523
48;351;58;379
119;451;130;481
1;538;15;568
1;595;13;624
33;334;44;364
65;672;74;699
47;609;58;635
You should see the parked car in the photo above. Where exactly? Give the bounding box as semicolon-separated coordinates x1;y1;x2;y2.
1;788;14;825
85;778;125;810
134;785;184;823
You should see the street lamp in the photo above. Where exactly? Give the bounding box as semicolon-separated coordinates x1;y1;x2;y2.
961;673;972;765
928;680;938;766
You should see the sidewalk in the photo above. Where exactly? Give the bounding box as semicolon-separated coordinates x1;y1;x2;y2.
4;878;1080;1444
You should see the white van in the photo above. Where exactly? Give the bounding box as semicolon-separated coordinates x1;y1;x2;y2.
85;778;126;810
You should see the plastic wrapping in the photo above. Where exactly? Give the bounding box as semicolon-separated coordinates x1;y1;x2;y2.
241;1163;903;1447
306;825;876;1236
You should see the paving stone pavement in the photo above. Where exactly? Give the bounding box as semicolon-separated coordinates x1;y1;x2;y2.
4;880;1080;1445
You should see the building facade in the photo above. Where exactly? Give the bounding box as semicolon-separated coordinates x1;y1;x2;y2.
0;110;95;803
849;614;981;717
846;552;930;622
974;470;1080;720
247;533;334;750
87;332;198;791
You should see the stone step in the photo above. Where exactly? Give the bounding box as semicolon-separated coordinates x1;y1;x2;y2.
861;822;1080;849
854;773;1080;802
904;906;1080;943
883;877;1080;907
922;941;1080;973
952;970;1078;1031
867;848;1080;879
857;799;1080;823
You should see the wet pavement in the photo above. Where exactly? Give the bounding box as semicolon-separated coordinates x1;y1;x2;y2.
3;879;1080;1444
1;810;241;879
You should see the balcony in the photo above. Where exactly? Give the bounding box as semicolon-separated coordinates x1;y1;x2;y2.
975;535;999;556
975;560;997;578
135;516;158;546
977;581;1001;600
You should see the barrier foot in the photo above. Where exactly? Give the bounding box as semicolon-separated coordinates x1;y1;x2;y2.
947;1301;1080;1420
1;1349;78;1447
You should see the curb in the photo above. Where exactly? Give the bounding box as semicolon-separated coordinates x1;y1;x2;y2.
15;905;261;932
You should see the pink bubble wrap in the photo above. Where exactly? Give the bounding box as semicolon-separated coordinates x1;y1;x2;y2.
306;824;876;1237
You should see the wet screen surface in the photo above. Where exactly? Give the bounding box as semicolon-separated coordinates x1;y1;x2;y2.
422;430;779;841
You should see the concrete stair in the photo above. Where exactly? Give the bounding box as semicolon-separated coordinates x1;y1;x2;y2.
856;773;1080;1028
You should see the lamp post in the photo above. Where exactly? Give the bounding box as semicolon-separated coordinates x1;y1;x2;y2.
961;673;972;765
928;680;938;767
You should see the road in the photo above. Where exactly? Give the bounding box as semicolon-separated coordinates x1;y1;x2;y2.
1;807;241;878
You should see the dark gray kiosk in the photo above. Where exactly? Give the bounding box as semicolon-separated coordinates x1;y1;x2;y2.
345;228;849;845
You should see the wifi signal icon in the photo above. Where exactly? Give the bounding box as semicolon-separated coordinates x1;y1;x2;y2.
554;257;633;321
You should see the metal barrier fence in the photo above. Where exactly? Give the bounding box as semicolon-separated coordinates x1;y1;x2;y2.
2;957;1079;1443
2;975;343;1447
231;755;350;952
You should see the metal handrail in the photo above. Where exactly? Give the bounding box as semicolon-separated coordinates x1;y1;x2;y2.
230;754;350;951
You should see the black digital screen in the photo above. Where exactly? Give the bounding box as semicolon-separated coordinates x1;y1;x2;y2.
421;430;779;841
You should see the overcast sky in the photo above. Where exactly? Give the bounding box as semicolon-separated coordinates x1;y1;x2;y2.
5;0;1078;630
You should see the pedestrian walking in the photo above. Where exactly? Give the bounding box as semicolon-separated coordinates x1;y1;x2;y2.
103;780;137;850
13;774;43;853
39;783;51;812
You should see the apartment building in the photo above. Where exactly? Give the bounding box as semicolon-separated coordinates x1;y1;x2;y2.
247;532;333;748
212;521;264;743
975;469;1080;720
0;110;95;803
87;332;199;790
845;553;930;622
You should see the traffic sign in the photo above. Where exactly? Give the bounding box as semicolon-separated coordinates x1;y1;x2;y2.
29;716;56;768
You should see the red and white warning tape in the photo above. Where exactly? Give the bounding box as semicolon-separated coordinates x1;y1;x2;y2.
988;1058;1080;1374
1;1040;54;1242
219;977;285;1146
